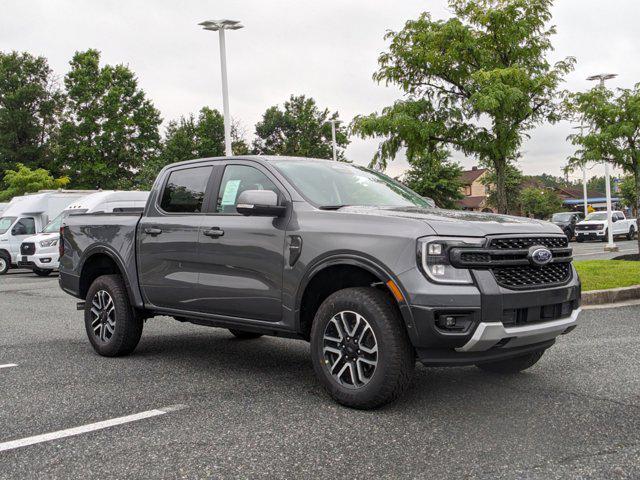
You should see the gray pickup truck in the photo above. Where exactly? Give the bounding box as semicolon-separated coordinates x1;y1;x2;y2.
59;156;581;409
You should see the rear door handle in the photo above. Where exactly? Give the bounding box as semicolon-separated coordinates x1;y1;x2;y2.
144;227;163;236
203;227;224;238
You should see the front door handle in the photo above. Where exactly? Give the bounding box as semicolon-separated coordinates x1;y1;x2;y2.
203;227;224;238
144;227;163;236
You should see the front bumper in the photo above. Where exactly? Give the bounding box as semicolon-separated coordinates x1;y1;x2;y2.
398;262;581;366
17;252;59;270
576;230;605;239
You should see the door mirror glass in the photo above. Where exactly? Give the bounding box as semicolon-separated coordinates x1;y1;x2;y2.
236;190;286;217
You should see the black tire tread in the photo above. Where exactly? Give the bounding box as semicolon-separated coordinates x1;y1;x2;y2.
84;274;143;357
310;287;415;409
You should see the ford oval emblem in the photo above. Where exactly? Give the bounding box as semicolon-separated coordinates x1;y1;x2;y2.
530;247;553;266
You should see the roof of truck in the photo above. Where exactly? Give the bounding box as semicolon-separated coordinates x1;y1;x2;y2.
164;155;331;169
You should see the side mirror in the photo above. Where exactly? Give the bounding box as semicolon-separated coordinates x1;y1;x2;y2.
236;190;286;217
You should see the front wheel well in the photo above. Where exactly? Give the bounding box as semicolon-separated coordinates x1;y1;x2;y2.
79;253;123;299
298;264;399;340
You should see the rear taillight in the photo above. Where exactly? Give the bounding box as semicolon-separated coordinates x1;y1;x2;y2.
59;226;64;258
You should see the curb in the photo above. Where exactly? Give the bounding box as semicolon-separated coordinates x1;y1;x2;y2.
581;284;640;306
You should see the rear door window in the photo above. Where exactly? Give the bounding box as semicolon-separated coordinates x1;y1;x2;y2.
160;166;213;213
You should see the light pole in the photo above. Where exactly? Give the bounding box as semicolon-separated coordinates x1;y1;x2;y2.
199;19;244;157
329;120;340;161
573;124;589;217
587;73;618;252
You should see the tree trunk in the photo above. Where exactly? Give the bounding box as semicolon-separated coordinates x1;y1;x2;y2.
494;159;508;214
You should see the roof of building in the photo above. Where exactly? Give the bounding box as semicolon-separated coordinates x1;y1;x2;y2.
457;196;486;209
459;167;487;185
555;187;605;199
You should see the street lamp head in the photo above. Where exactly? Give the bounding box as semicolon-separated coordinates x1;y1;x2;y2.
586;73;617;82
199;19;244;32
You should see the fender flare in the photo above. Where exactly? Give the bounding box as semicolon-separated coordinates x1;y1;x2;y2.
78;244;144;308
294;251;416;335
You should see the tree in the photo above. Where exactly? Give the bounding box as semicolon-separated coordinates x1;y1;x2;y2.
56;49;161;189
253;95;349;159
402;150;463;208
0;51;64;181
483;163;523;214
566;83;640;253
619;176;637;216
0;163;69;201
352;0;574;213
137;107;249;188
584;175;613;195
519;186;562;219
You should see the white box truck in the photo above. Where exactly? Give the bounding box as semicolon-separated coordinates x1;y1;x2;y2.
0;191;95;274
17;190;149;275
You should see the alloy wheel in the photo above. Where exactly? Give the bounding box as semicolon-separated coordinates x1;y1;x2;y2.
90;290;116;342
322;311;378;389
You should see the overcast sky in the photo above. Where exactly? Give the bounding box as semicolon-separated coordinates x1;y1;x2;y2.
2;0;638;180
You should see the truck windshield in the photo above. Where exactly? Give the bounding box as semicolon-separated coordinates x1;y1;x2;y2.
0;216;16;234
585;212;608;221
271;160;431;208
42;209;88;233
551;213;574;222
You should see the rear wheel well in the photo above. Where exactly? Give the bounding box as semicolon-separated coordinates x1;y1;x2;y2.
298;264;398;340
79;254;123;299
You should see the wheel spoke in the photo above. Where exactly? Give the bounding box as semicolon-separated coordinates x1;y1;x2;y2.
322;310;378;389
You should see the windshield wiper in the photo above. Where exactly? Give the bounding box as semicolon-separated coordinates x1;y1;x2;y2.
318;204;351;210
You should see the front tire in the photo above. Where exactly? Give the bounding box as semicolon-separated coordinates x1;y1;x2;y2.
576;236;584;243
310;287;415;409
84;274;143;357
476;349;545;374
0;252;9;275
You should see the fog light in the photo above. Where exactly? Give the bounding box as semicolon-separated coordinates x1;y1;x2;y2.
41;258;51;263
435;312;473;332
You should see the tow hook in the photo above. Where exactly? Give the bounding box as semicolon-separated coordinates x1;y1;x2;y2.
76;301;85;311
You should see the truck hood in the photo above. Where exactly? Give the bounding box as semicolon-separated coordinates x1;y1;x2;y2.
577;220;606;226
339;206;562;237
23;232;59;243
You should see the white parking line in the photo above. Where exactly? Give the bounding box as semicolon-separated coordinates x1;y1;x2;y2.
0;404;186;453
0;364;17;369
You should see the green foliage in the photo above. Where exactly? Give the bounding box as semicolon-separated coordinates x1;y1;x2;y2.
352;0;574;213
585;175;612;195
619;176;638;213
56;49;162;189
254;95;349;159
566;83;640;252
402;150;463;208
0;51;64;181
483;163;523;214
519;186;562;219
0;163;69;201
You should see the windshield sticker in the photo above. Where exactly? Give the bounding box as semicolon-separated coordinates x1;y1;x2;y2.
221;180;241;206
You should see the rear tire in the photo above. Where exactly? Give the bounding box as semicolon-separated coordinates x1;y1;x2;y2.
84;274;143;357
576;236;584;243
476;349;545;374
33;268;52;277
601;229;609;242
627;226;636;240
228;329;263;339
310;287;415;409
0;252;9;275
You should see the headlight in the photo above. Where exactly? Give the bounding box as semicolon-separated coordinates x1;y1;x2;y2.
39;239;58;248
595;224;604;230
418;236;485;284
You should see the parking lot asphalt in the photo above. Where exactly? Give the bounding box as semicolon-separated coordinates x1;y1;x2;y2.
0;270;639;479
572;238;638;260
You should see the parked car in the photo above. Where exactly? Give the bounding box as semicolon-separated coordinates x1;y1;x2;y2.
550;212;584;240
59;156;581;409
0;190;95;275
574;210;637;242
18;190;150;276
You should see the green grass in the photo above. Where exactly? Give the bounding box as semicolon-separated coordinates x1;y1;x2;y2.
574;260;640;291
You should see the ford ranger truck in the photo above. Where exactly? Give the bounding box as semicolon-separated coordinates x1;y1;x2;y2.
58;156;582;409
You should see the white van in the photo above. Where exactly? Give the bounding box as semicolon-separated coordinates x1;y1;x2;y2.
0;191;95;275
17;190;149;276
0;203;8;215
